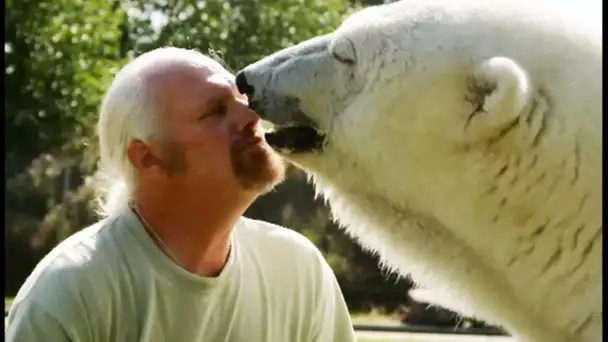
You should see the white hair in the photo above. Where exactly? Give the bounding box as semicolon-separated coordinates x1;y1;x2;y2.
95;47;223;217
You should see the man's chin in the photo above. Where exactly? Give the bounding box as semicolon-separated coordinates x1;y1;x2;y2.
232;144;286;193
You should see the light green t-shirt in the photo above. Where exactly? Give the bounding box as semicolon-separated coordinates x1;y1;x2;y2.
6;208;356;342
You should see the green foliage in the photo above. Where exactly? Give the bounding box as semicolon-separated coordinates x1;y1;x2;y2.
122;0;358;69
5;0;125;175
5;0;127;294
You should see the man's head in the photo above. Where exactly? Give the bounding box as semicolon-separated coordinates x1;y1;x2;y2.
97;47;285;216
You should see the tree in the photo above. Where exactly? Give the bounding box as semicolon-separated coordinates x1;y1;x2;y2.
5;0;125;176
121;0;357;70
5;0;126;294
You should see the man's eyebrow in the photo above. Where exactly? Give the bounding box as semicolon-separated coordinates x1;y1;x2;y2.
224;73;237;88
223;74;247;98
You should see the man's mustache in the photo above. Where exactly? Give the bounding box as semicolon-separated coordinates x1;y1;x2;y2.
231;123;264;153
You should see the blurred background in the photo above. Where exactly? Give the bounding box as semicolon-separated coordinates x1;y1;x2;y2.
8;0;568;339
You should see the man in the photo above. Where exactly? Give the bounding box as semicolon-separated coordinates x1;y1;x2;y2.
6;47;357;342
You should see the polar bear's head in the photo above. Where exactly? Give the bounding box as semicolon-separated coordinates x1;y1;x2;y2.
236;0;590;179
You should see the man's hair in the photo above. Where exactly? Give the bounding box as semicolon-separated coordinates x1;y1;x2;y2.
95;47;223;217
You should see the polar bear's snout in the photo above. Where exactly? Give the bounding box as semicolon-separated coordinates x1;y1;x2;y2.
235;73;326;153
237;35;336;153
235;71;254;100
236;34;334;122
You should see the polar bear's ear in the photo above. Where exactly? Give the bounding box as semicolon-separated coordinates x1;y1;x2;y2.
464;57;534;143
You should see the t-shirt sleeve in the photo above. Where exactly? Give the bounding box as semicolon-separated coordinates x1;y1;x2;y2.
310;254;357;342
6;300;75;342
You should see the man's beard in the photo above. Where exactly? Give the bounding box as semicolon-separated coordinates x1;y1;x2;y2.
159;131;286;193
230;137;286;193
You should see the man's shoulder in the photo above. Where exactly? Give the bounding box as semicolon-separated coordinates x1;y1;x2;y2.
237;217;323;258
34;215;121;271
11;215;125;313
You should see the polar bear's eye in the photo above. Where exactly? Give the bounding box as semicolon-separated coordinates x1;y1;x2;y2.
330;38;357;66
332;51;356;65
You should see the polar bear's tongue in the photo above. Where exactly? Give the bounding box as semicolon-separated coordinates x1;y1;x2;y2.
264;125;325;153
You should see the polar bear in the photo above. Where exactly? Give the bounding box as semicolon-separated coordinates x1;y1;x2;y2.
235;0;602;341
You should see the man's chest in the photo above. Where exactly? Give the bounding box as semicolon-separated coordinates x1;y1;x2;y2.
111;274;315;342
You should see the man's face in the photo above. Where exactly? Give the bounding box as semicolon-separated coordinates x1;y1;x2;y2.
150;61;286;194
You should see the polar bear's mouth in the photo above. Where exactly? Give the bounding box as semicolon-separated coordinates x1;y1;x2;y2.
264;125;325;153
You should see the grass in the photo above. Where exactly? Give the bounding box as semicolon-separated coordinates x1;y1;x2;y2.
358;340;424;342
352;308;410;341
350;307;403;325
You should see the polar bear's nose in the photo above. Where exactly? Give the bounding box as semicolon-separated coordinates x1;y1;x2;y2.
235;71;255;98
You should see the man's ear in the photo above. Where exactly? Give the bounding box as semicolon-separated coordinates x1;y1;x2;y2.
464;57;534;143
127;139;164;176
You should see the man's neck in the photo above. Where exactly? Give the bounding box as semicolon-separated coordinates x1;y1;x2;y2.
131;189;256;277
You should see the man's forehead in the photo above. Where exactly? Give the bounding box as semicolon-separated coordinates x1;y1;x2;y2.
144;61;233;92
207;71;236;88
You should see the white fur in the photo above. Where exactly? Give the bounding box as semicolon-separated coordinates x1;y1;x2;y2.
240;1;602;341
96;47;224;217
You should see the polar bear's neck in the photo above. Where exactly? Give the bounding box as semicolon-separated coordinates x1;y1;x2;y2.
308;116;601;269
305;135;601;340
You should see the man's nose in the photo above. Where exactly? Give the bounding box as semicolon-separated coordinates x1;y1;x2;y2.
232;98;261;132
235;71;254;98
